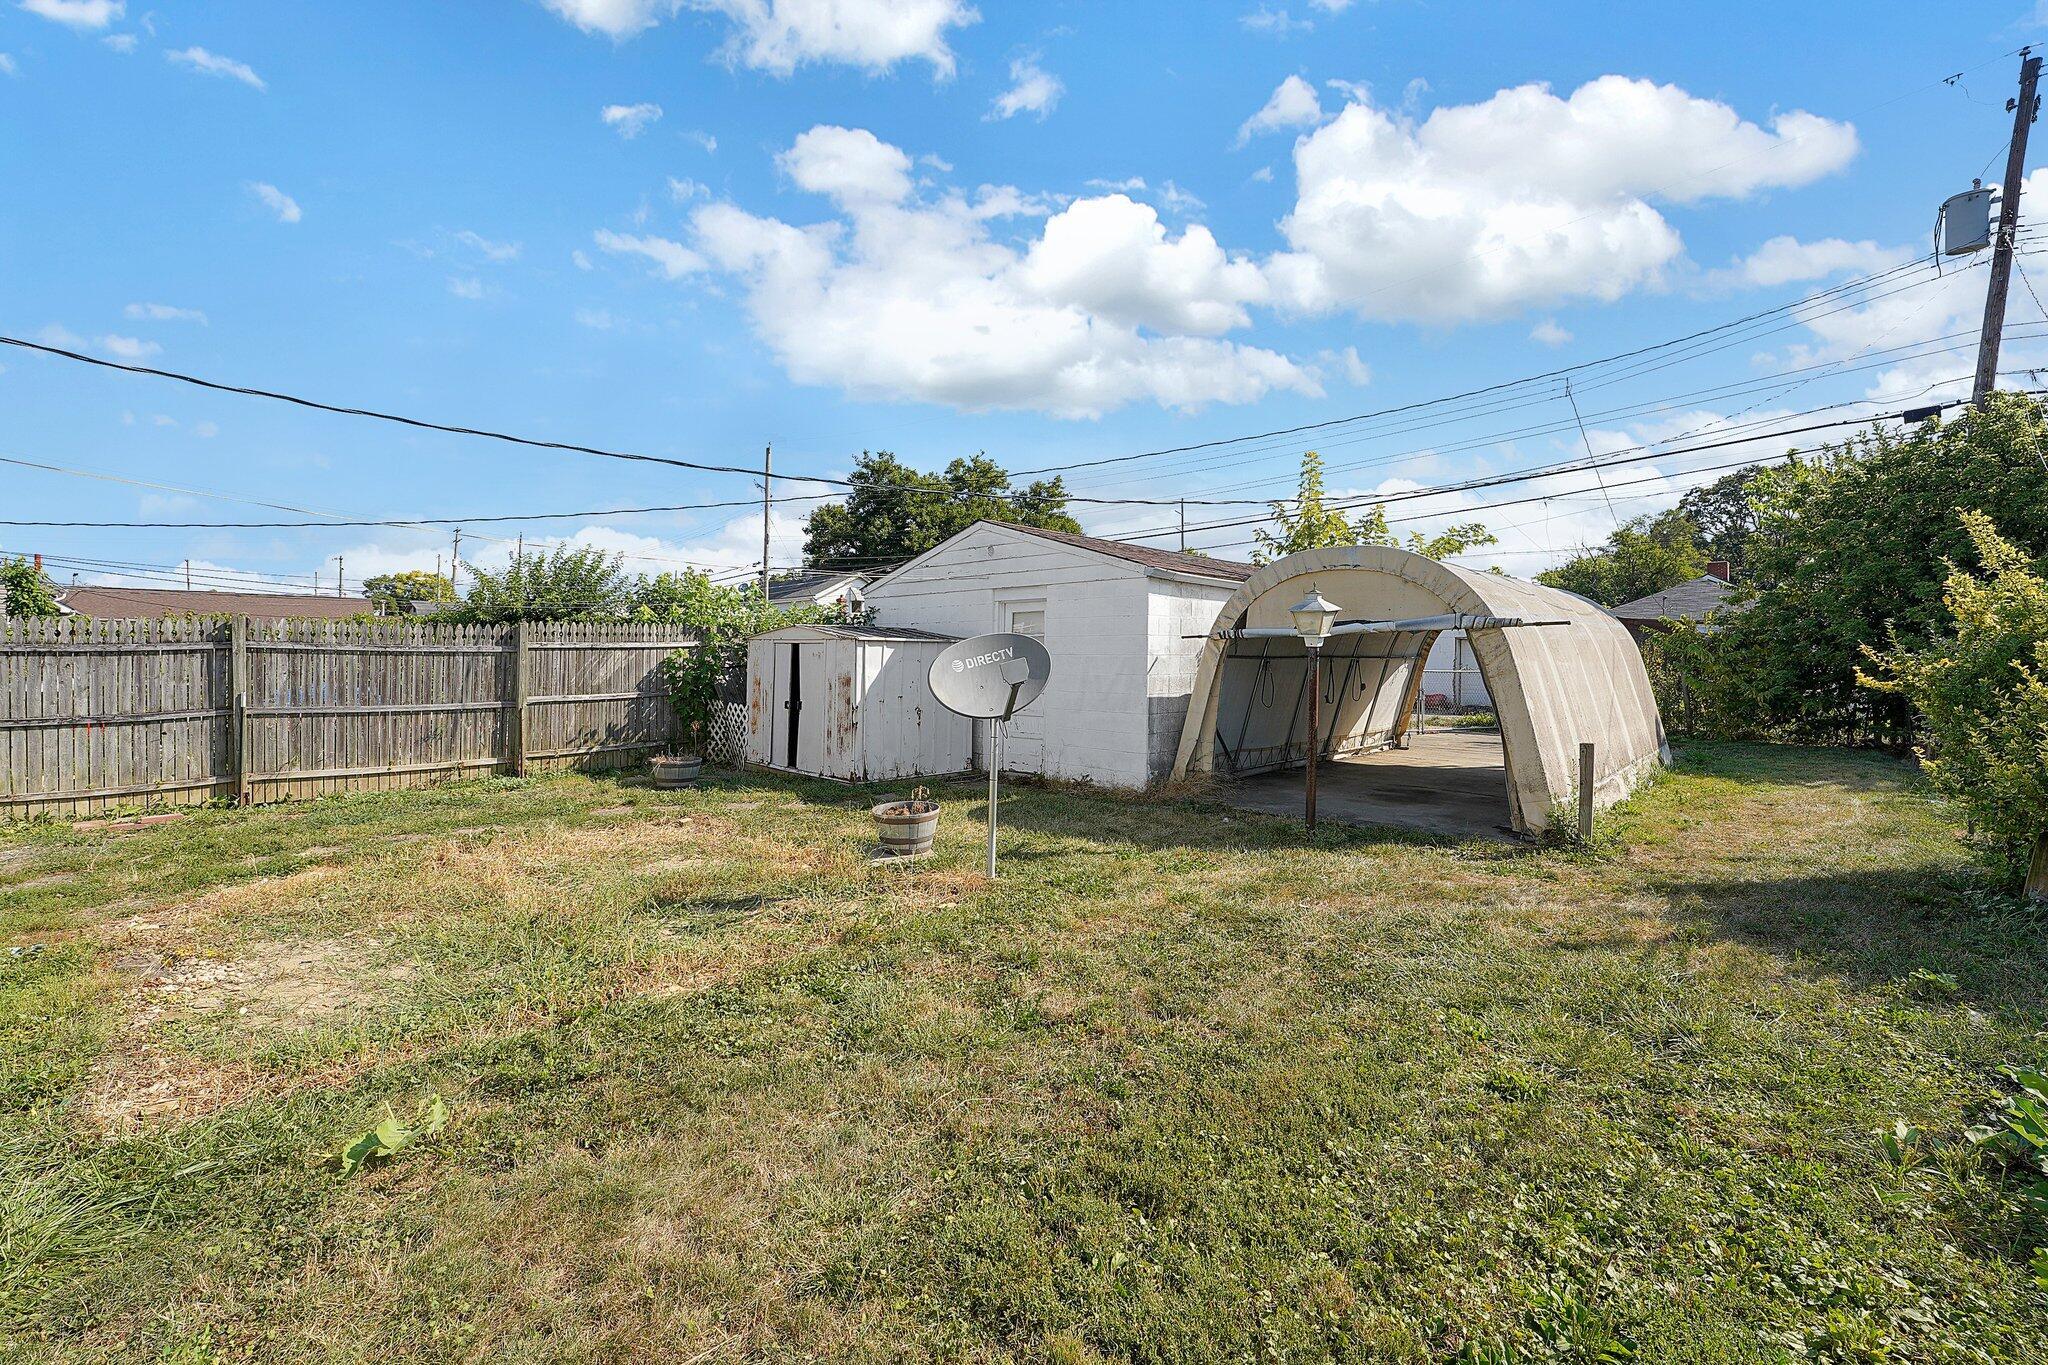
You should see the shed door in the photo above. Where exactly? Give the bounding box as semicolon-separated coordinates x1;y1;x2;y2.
792;641;831;775
1000;601;1047;773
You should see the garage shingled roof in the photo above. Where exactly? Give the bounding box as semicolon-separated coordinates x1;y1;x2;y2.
992;521;1254;582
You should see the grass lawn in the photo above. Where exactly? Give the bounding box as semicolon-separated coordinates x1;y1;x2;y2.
3;743;2046;1362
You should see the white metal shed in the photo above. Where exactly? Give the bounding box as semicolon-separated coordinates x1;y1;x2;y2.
744;623;971;782
861;520;1252;788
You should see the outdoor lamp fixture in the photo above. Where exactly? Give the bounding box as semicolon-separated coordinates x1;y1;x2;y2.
1288;587;1340;831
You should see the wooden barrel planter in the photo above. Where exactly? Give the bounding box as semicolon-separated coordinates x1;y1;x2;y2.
872;797;941;857
649;754;703;789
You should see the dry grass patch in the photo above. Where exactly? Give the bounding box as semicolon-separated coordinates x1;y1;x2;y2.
80;937;399;1136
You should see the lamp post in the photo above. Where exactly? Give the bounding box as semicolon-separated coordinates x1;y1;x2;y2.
1288;588;1340;832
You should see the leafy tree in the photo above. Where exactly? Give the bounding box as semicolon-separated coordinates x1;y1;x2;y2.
801;452;1081;569
1675;465;1771;570
1355;504;1496;562
452;546;634;622
1715;392;2048;744
642;570;843;757
1861;512;2048;893
362;570;454;614
0;557;60;617
1536;510;1708;607
1253;450;1494;564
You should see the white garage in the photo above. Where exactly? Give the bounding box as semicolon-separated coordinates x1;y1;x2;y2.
861;520;1251;788
744;623;972;782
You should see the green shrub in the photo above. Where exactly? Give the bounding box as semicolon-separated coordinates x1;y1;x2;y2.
1861;511;2048;891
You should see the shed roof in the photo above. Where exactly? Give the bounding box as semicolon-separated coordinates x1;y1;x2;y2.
987;521;1254;582
59;586;373;620
1609;574;1740;623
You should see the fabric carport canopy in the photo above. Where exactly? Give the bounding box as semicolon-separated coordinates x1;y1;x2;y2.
1170;545;1668;835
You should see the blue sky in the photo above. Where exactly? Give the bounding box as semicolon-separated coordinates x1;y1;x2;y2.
4;0;2047;597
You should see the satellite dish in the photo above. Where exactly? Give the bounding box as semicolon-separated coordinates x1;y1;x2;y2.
929;632;1052;720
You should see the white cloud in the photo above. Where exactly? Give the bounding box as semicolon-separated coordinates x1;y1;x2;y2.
575;307;616;329
684;129;718;153
249;182;301;223
1266;75;1860;323
453;229;521;261
668;176;709;201
601;101;662;138
100;334;161;360
447;276;486;300
541;0;667;37
165;46;266;91
1019;195;1268;334
17;0;122;29
37;324;85;349
0;53;16;76
687;126;1315;418
1158;181;1205;214
1318;345;1371;385
1308;0;1353;10
1240;6;1312;36
988;56;1062;121
1715;234;1908;288
593;228;705;279
546;0;976;76
1249;165;1274;184
696;0;977;76
125;302;207;323
572;249;594;270
778;124;914;206
193;420;218;438
1235;74;1323;146
100;31;134;52
1530;319;1572;346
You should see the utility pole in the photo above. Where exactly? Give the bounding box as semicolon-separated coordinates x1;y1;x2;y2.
1974;48;2042;407
334;556;344;597
451;529;463;593
760;444;773;599
1179;499;1187;552
182;559;191;590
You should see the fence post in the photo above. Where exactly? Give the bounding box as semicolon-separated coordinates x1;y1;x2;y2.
230;615;251;805
511;620;529;776
1577;741;1595;843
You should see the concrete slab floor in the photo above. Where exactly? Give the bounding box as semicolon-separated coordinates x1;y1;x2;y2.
1215;728;1517;841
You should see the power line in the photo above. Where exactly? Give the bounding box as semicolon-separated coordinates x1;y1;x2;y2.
0;334;827;486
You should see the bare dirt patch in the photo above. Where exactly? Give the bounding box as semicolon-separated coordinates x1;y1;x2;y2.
82;937;401;1136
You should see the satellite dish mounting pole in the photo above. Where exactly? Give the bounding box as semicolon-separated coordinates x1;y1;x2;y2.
1974;48;2042;407
986;718;1000;879
927;633;1052;882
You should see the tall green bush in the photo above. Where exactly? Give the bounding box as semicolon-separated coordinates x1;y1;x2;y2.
1861;511;2048;893
1719;393;2048;745
0;557;59;618
647;572;842;757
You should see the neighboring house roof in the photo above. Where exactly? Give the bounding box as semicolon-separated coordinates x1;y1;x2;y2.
766;569;866;606
1608;574;1741;625
988;521;1255;583
58;586;374;620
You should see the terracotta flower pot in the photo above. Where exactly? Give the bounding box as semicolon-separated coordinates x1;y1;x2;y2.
872;798;940;857
649;753;703;789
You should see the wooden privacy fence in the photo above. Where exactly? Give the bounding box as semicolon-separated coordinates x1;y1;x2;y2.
0;617;697;817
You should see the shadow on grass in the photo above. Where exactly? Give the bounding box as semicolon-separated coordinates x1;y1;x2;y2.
1649;860;2048;1012
1665;739;1923;792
